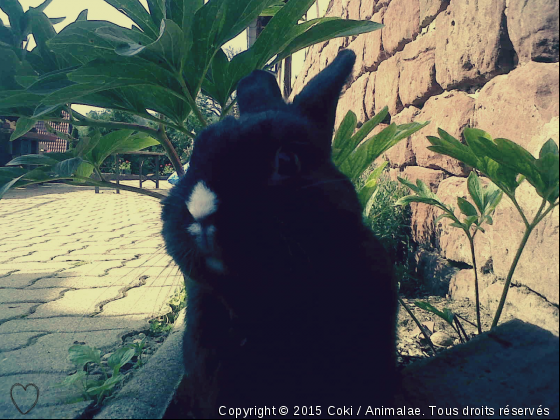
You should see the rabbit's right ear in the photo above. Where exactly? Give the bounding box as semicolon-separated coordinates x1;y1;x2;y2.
237;70;285;115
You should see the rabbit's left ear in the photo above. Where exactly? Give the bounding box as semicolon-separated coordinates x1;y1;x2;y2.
237;70;285;115
292;49;355;138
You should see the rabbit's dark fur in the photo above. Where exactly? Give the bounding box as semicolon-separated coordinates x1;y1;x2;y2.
161;50;398;418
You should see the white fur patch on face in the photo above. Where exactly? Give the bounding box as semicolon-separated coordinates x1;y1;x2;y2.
186;181;217;220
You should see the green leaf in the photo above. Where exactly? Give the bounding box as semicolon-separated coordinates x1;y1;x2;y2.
339;120;428;181
144;19;190;71
68;57;181;92
397;176;420;194
6;154;60;166
414;301;454;326
0;91;46;109
463;215;478;228
86;374;123;396
334;107;388;167
107;347;135;373
68;345;101;368
274;18;383;64
54;157;84;177
0;0;25;40
357;161;388;209
56;370;87;388
483;184;503;214
47;20;153;64
10;117;36;141
0;174;25;199
102;0;159;39
457;197;478;217
333;110;358;149
146;0;165;28
89;130;159;167
467;171;484;213
74;131;101;158
540;138;559;158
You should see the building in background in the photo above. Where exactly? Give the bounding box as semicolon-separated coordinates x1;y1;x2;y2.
0;110;72;166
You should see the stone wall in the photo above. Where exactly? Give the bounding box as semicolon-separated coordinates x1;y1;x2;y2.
291;0;559;334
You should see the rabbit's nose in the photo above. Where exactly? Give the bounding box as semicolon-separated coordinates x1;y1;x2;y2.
187;223;215;254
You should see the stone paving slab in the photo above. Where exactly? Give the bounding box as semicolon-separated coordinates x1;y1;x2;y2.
0;182;178;419
0;304;39;323
0;373;90;419
0;331;134;375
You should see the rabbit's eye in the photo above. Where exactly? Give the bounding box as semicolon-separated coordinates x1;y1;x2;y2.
274;149;301;178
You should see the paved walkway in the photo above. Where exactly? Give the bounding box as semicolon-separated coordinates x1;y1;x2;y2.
0;181;183;418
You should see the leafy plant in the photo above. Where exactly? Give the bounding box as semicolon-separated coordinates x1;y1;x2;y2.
58;341;145;405
331;107;429;213
396;171;503;334
1;128;164;199
1;0;387;197
397;128;559;331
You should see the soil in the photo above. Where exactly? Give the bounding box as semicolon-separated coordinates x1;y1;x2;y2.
396;295;516;370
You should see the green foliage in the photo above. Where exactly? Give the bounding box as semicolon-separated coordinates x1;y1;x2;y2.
1;0;381;197
58;340;145;405
332;108;429;211
397;127;559;333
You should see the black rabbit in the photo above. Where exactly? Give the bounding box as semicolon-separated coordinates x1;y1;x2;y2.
161;49;397;418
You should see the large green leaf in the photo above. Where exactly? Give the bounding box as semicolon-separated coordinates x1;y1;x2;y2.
54;157;84;177
102;0;159;39
9;117;36;141
334;107;388;167
274;18;383;64
68;57;182;94
0;174;25;199
332;110;358;162
89;130;160;166
110;19;189;72
6;154;60;166
357;160;388;209
0;90;45;109
339;120;429;181
166;0;203;33
25;66;78;94
47;21;153;64
0;0;25;42
457;197;478;217
74;130;101;158
25;8;59;71
146;0;165;28
467;171;484;213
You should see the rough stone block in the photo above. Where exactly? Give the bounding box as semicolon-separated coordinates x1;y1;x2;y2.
364;71;376;119
374;53;402;116
363;7;388;71
383;106;421;167
419;0;450;28
399;30;443;107
335;73;370;129
409;90;474;176
506;0;559;63
382;0;420;55
435;0;516;89
474;62;560;150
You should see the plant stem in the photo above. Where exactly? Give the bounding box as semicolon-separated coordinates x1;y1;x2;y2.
157;123;185;177
71;111;161;138
398;296;438;355
467;232;483;334
177;74;208;127
490;210;542;329
220;97;238;120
